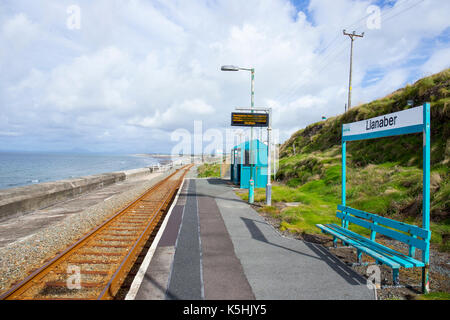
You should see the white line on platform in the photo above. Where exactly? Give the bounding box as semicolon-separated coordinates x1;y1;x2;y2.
124;178;186;300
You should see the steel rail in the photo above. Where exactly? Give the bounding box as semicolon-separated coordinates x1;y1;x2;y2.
98;171;182;299
0;164;192;300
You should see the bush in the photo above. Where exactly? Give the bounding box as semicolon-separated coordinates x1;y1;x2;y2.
197;163;220;178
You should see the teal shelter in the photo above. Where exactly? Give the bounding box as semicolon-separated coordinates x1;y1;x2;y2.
230;139;268;189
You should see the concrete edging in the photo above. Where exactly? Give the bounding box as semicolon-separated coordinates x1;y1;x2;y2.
0;167;155;221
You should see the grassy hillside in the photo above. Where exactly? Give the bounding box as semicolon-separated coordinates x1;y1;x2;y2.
280;69;449;167
240;69;450;251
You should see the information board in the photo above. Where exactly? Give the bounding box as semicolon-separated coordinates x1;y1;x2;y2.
231;112;269;127
342;105;424;141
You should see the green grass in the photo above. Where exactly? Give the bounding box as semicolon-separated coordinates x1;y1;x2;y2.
236;68;450;252
280;69;450;168
416;292;450;300
430;219;450;251
197;163;221;178
238;159;450;250
233;68;450;299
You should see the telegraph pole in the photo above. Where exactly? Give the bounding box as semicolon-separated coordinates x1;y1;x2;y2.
343;30;364;110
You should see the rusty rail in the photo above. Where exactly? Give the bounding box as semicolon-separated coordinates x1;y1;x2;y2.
0;164;192;300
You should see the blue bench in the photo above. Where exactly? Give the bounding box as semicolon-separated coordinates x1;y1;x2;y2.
316;205;431;286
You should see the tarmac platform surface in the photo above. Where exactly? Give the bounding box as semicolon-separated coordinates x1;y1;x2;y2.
133;177;375;300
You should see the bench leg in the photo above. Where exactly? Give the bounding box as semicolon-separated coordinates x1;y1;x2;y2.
357;249;362;264
422;265;430;294
350;250;371;267
392;269;400;286
333;237;337;248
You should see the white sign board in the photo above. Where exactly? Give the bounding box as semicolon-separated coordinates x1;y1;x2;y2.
343;105;423;141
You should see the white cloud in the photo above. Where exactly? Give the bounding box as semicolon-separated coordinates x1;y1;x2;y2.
354;68;410;104
2;13;38;50
0;131;21;137
421;47;450;75
127;98;214;130
0;0;449;152
44;46;132;111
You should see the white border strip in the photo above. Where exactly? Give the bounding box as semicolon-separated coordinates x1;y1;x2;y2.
125;178;186;300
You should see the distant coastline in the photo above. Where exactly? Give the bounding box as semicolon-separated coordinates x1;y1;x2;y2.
0;152;164;190
133;153;174;158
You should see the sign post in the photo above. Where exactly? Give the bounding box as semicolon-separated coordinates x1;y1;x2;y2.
342;103;431;293
232;108;272;206
266;108;272;206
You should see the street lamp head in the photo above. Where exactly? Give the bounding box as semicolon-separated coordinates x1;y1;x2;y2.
221;65;240;71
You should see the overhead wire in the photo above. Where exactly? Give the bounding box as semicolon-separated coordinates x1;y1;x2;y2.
271;3;379;104
272;0;426;106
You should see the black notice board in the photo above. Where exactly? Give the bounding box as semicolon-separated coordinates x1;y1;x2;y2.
231;112;269;127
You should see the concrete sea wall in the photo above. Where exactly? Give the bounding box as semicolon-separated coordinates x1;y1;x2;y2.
0;167;157;221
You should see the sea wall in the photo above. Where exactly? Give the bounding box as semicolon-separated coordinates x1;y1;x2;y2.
0;167;157;221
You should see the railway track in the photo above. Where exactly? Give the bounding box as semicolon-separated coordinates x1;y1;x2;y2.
0;164;192;300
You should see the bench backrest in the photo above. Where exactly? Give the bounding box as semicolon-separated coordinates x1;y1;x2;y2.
337;205;430;254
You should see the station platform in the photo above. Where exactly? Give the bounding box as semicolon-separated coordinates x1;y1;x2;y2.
128;177;375;300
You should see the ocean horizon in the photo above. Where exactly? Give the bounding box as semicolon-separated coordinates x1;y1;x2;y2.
0;151;171;190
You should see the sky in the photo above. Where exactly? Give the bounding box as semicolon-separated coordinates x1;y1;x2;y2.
0;0;449;154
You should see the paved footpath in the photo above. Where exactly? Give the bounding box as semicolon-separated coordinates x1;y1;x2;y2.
133;177;375;300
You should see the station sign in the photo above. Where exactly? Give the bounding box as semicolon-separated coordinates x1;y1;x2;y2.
342;105;424;141
231;112;269;127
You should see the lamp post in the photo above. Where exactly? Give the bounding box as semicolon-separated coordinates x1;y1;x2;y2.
221;65;256;204
236;129;245;146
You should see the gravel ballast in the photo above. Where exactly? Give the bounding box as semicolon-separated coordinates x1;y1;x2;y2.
0;169;176;295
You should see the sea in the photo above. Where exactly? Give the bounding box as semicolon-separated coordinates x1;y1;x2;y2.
0;152;169;190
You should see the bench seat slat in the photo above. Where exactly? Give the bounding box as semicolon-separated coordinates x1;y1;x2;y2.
316;224;401;269
328;224;424;268
337;205;429;239
336;211;428;251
